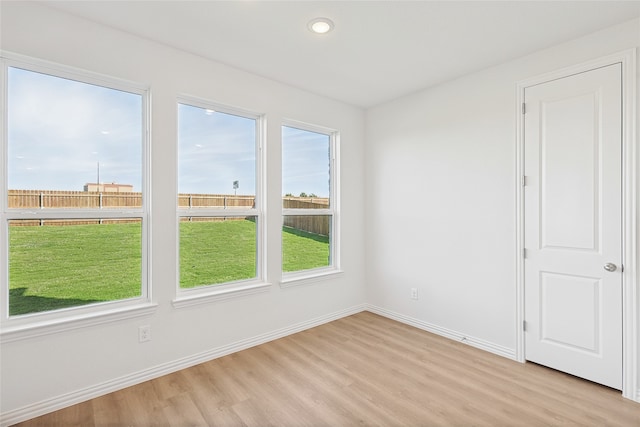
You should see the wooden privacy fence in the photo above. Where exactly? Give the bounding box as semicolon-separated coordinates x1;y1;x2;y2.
8;190;142;209
283;215;330;237
178;194;255;209
282;197;329;209
8;191;330;236
282;197;330;237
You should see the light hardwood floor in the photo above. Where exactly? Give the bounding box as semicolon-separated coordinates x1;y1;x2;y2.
14;311;640;426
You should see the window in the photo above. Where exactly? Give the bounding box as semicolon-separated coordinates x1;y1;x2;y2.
282;124;339;282
1;58;149;323
176;99;265;302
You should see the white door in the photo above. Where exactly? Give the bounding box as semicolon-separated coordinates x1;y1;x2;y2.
524;63;622;389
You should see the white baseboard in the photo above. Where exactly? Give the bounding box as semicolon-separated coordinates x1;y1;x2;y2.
365;304;517;360
1;304;367;427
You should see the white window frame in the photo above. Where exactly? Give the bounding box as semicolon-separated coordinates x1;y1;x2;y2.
280;120;341;287
173;96;269;308
0;52;155;342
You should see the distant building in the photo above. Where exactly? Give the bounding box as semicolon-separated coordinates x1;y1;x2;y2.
83;182;134;192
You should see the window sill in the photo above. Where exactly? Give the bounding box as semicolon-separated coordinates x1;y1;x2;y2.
0;303;158;344
172;281;272;309
280;269;343;288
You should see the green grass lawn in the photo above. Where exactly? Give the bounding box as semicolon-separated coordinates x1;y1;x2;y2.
282;226;330;272
9;220;329;315
9;222;142;316
180;219;257;288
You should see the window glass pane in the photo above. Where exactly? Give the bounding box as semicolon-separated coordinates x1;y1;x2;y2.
8;219;142;316
7;67;143;199
282;126;330;208
178;104;256;202
5;66;145;317
179;217;257;288
282;215;331;272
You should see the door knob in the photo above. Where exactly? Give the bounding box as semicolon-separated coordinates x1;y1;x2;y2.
604;263;617;272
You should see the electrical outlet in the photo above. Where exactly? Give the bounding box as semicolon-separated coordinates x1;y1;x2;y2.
410;288;418;300
139;325;151;343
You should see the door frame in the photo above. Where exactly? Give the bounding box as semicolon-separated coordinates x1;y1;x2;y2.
515;49;638;401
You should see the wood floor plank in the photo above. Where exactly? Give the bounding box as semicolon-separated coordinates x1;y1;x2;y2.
17;400;95;427
162;392;209;426
12;312;640;426
112;381;169;426
90;391;130;426
347;314;633;424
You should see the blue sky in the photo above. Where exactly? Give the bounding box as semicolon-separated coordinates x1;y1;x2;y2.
8;67;143;191
178;104;256;195
8;67;330;198
178;107;330;197
282;126;330;198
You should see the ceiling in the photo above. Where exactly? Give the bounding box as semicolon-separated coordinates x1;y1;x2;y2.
41;1;640;108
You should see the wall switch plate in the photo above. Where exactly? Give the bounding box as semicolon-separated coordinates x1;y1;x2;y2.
410;288;418;300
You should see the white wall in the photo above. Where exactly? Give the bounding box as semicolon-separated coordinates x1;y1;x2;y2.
0;2;366;420
365;18;639;357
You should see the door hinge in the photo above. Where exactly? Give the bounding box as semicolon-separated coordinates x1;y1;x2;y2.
523;320;527;332
522;102;526;114
523;248;527;259
522;176;527;187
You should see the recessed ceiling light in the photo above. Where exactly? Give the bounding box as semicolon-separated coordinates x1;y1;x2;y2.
308;18;334;35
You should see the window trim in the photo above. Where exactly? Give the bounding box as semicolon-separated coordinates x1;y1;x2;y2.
281;120;341;286
174;96;268;305
0;52;152;333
